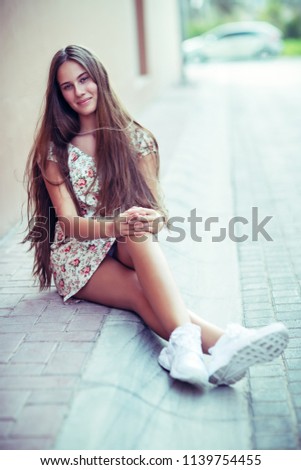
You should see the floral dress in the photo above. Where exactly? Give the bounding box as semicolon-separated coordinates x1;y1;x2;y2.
47;126;157;303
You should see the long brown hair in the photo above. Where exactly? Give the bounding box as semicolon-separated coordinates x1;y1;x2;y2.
23;45;167;290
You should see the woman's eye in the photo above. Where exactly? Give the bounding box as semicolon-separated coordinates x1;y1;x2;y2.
80;76;89;83
63;84;72;91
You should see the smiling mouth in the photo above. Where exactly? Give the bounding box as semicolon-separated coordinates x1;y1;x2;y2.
77;98;91;105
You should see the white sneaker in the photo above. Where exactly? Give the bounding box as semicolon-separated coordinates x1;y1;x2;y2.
158;323;209;388
208;322;289;386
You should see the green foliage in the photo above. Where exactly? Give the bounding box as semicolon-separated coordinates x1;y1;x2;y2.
185;0;301;40
187;20;221;38
285;13;301;38
211;0;237;15
259;0;301;38
282;38;301;55
259;0;285;30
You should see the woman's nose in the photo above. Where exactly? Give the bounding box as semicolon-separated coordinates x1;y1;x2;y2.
74;83;84;96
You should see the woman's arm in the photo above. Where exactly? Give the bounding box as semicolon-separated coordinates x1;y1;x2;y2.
43;161;147;240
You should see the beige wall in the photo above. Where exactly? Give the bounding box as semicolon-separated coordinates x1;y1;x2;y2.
0;0;181;237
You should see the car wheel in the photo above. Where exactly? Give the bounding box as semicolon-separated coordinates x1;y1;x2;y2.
255;48;272;60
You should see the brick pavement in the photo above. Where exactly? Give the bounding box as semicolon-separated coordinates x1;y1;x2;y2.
227;62;301;449
0;58;300;450
0;228;110;449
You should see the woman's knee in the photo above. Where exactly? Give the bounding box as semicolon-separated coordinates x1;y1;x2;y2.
121;234;158;261
116;233;156;268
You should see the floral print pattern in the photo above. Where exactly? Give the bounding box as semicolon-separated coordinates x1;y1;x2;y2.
47;125;157;303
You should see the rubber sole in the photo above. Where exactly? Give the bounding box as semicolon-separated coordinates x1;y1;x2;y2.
208;325;289;386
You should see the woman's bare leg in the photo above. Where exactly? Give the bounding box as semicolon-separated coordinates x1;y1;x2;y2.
116;235;224;352
75;256;170;339
116;235;191;333
188;312;224;354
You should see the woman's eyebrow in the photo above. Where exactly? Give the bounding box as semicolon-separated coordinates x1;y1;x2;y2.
59;72;88;87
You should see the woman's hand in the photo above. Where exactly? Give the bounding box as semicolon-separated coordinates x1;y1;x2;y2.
113;206;165;238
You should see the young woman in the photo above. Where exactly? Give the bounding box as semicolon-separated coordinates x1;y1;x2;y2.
24;45;288;388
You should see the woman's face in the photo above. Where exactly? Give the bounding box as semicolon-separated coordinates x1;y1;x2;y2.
57;60;98;117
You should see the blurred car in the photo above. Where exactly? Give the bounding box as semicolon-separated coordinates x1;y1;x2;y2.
182;21;283;62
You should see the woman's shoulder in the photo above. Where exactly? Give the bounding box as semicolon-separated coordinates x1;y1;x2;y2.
129;124;158;158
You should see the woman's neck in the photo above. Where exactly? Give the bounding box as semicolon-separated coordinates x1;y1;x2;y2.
79;114;97;134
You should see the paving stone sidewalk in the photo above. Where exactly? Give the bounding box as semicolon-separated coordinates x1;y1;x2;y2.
0;58;300;450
